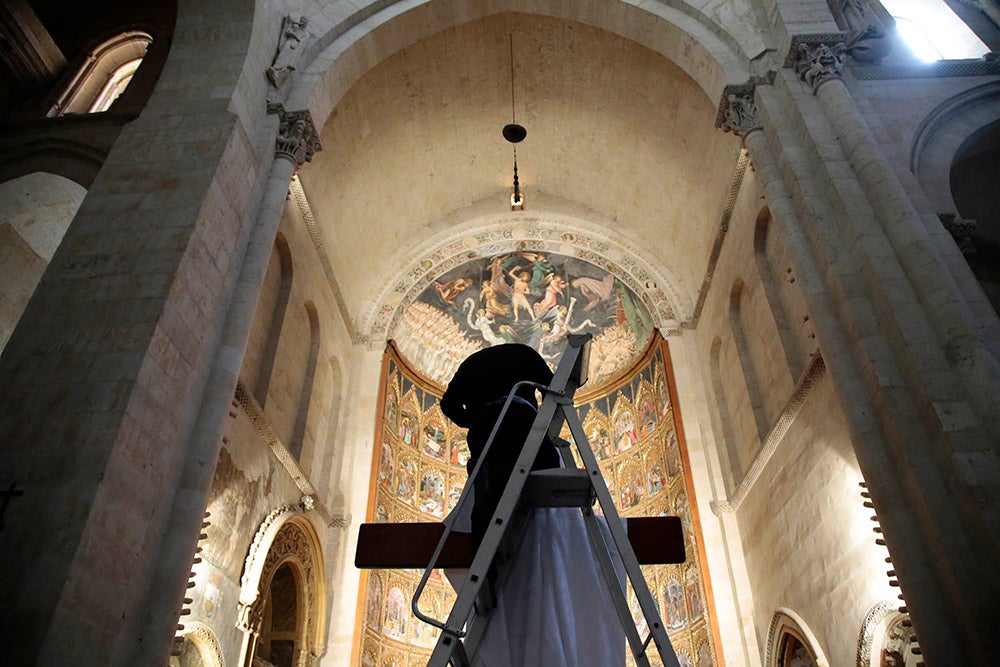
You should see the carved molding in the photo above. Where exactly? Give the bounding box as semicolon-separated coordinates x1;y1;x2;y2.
856;601;897;667
237;513;328;665
276;109;322;166
178;621;226;667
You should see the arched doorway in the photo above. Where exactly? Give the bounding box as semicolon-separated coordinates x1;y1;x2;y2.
238;512;327;667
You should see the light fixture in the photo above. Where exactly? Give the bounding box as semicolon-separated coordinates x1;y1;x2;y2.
503;34;526;211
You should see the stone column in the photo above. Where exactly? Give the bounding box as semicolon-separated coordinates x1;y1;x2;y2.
129;108;321;664
719;45;1000;662
793;40;1000;429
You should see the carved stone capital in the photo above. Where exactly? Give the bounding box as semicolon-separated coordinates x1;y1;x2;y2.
790;37;847;93
276;109;322;166
717;86;760;137
715;73;774;139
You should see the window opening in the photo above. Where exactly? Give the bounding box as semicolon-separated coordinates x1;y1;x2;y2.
49;31;151;116
880;0;989;61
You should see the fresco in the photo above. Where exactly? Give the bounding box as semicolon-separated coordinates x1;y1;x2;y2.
393;251;655;387
359;339;719;667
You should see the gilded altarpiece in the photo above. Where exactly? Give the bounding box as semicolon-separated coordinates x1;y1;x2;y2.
357;337;720;667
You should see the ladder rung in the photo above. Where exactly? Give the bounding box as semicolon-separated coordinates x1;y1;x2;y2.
522;468;594;508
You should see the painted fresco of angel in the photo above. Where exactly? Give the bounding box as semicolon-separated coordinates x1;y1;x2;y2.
433;276;473;305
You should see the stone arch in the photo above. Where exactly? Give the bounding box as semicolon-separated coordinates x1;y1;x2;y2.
765;608;831;667
49;30;153;116
289;0;753;123
172;621;225;667
238;507;327;667
910;81;1000;215
358;206;692;343
0;138;106;189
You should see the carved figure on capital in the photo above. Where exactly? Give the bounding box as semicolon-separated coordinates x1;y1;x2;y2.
717;88;760;138
793;42;846;93
276;109;322;166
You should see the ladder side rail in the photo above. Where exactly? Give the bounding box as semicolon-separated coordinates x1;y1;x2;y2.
550;405;653;665
578;508;654;666
425;340;589;667
412;377;550;631
562;407;682;667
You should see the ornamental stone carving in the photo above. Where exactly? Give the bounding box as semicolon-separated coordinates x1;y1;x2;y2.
267;15;310;89
793;41;846;93
276;109;322;166
826;0;891;63
716;86;760;138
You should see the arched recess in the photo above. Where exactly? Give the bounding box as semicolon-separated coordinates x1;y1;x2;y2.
856;600;921;666
754;207;804;380
0;172;86;354
951;119;1000;314
171;621;225;667
290;0;753;122
729;279;769;442
358;208;692;343
290;301;321;462
245;234;293;406
237;507;327;667
766;609;831;667
709;336;742;491
910;82;1000;215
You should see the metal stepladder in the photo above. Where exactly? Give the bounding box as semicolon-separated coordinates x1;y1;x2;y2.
411;334;682;667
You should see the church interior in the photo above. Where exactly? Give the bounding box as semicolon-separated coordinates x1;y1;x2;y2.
1;0;999;665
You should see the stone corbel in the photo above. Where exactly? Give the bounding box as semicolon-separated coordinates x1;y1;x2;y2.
788;36;847;94
275;109;323;167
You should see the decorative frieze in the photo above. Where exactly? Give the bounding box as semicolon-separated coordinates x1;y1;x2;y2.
276;109;322;166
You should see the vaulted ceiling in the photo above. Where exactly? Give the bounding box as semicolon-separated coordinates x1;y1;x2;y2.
298;11;742;339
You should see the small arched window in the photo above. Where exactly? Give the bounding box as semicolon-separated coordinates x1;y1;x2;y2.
49;31;152;116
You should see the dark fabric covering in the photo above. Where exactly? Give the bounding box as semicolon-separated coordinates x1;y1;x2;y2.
441;344;561;550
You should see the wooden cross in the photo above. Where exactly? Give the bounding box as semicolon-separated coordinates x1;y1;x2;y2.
0;482;24;533
355;516;685;568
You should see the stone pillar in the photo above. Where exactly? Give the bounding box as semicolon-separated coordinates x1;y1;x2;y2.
129;108;321;664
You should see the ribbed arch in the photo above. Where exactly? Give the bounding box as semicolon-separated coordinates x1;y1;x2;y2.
730;279;769;442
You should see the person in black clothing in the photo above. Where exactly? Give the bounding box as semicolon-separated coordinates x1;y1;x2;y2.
440;343;562;552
